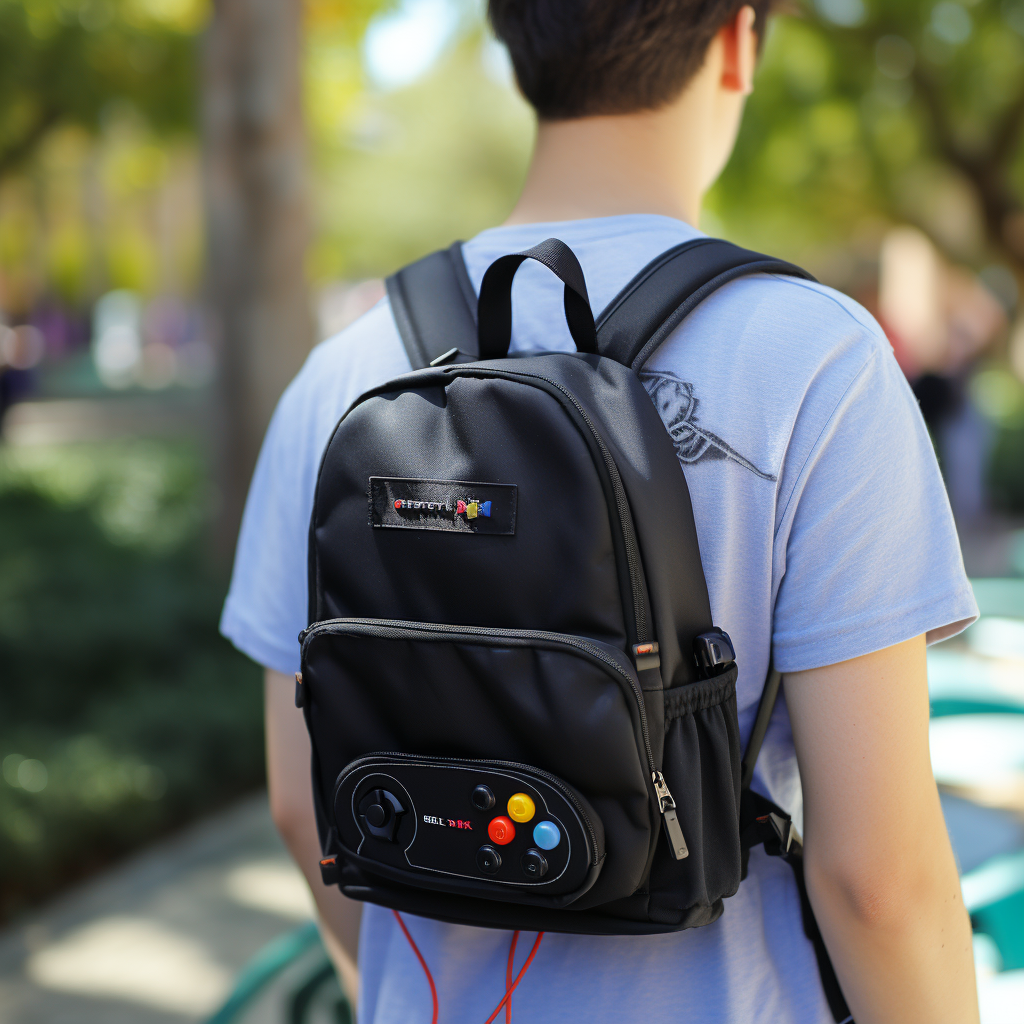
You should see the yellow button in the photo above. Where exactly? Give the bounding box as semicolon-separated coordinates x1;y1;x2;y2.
507;793;535;823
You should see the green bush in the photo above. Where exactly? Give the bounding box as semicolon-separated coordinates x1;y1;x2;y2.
0;441;263;921
989;424;1024;515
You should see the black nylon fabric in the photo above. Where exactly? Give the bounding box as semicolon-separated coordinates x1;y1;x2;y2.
311;370;626;644
385;242;477;368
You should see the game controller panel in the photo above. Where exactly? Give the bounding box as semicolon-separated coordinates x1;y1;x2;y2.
331;754;601;896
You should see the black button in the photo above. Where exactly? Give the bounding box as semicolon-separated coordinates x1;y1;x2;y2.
477;845;501;874
472;785;496;811
521;848;548;879
365;803;386;828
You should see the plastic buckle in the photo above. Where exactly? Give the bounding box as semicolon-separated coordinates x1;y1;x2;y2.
693;630;736;674
756;812;800;856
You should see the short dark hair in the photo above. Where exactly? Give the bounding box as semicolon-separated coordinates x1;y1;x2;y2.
487;0;772;120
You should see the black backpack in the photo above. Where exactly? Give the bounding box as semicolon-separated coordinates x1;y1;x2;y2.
299;237;851;1022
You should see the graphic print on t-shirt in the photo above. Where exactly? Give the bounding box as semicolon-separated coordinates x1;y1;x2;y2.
641;370;776;481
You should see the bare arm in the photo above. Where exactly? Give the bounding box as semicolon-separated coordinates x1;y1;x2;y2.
785;635;979;1024
265;669;362;997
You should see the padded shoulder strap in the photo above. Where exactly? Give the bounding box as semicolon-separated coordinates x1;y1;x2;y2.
596;238;816;371
385;241;478;369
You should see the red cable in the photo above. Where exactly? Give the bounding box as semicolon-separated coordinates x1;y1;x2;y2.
392;910;439;1024
393;910;544;1024
505;931;519;1024
483;932;545;1024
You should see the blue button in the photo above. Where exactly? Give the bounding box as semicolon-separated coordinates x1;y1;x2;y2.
533;821;561;850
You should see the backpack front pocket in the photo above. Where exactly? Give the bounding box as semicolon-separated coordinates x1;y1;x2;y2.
300;619;656;907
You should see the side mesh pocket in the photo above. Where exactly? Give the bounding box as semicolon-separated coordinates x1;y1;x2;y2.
647;664;742;923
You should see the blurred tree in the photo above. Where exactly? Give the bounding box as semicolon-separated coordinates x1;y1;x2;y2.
0;0;199;180
202;0;391;551
712;0;1024;280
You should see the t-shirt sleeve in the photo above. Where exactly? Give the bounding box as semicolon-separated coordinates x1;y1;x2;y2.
219;301;410;675
771;335;978;674
218;362;326;675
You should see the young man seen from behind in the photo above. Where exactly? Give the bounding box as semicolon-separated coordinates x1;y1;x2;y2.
221;2;982;1021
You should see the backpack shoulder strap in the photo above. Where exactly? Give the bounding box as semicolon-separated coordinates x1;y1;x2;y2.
384;241;478;369
596;237;816;370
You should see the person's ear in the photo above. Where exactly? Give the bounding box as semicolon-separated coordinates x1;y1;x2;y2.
719;4;758;95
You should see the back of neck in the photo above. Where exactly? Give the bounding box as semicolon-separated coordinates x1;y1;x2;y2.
504;109;707;228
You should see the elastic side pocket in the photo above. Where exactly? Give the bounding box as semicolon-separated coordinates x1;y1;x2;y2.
647;663;741;923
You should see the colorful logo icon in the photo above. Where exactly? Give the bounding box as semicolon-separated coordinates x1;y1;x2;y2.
456;499;491;519
391;495;492;519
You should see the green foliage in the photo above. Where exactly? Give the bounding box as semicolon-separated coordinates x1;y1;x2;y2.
0;441;263;921
976;365;1024;512
710;0;1024;268
989;423;1024;512
310;33;533;280
0;0;198;178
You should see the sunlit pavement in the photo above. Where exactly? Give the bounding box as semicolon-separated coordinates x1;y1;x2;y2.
0;795;316;1023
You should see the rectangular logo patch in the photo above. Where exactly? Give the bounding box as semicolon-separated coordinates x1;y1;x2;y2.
369;477;517;535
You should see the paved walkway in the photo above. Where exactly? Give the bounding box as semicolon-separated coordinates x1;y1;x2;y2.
0;795;327;1024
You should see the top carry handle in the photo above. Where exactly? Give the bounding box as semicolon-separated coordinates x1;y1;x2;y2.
477;238;598;358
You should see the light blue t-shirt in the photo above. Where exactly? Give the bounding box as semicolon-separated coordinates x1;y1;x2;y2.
221;215;977;1024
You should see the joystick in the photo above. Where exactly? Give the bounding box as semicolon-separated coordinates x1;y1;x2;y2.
357;788;405;842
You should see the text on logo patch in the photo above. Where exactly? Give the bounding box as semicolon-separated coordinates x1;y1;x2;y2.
369;477;516;535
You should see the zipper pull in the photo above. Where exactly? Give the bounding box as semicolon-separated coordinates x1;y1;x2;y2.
653;771;688;860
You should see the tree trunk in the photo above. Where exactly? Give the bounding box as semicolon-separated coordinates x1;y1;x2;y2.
202;0;314;558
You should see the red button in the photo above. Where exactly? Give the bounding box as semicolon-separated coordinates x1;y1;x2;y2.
487;816;515;845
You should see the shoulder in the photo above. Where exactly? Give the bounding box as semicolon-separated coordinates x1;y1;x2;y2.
270;298;411;450
700;272;889;372
643;270;910;491
654;271;897;422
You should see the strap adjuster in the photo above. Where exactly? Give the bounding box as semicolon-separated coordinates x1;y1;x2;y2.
755;812;800;856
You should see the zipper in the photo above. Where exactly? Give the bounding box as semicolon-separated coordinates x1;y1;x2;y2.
302;617;686;860
653;771;689;860
448;365;651;645
345;750;602;865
